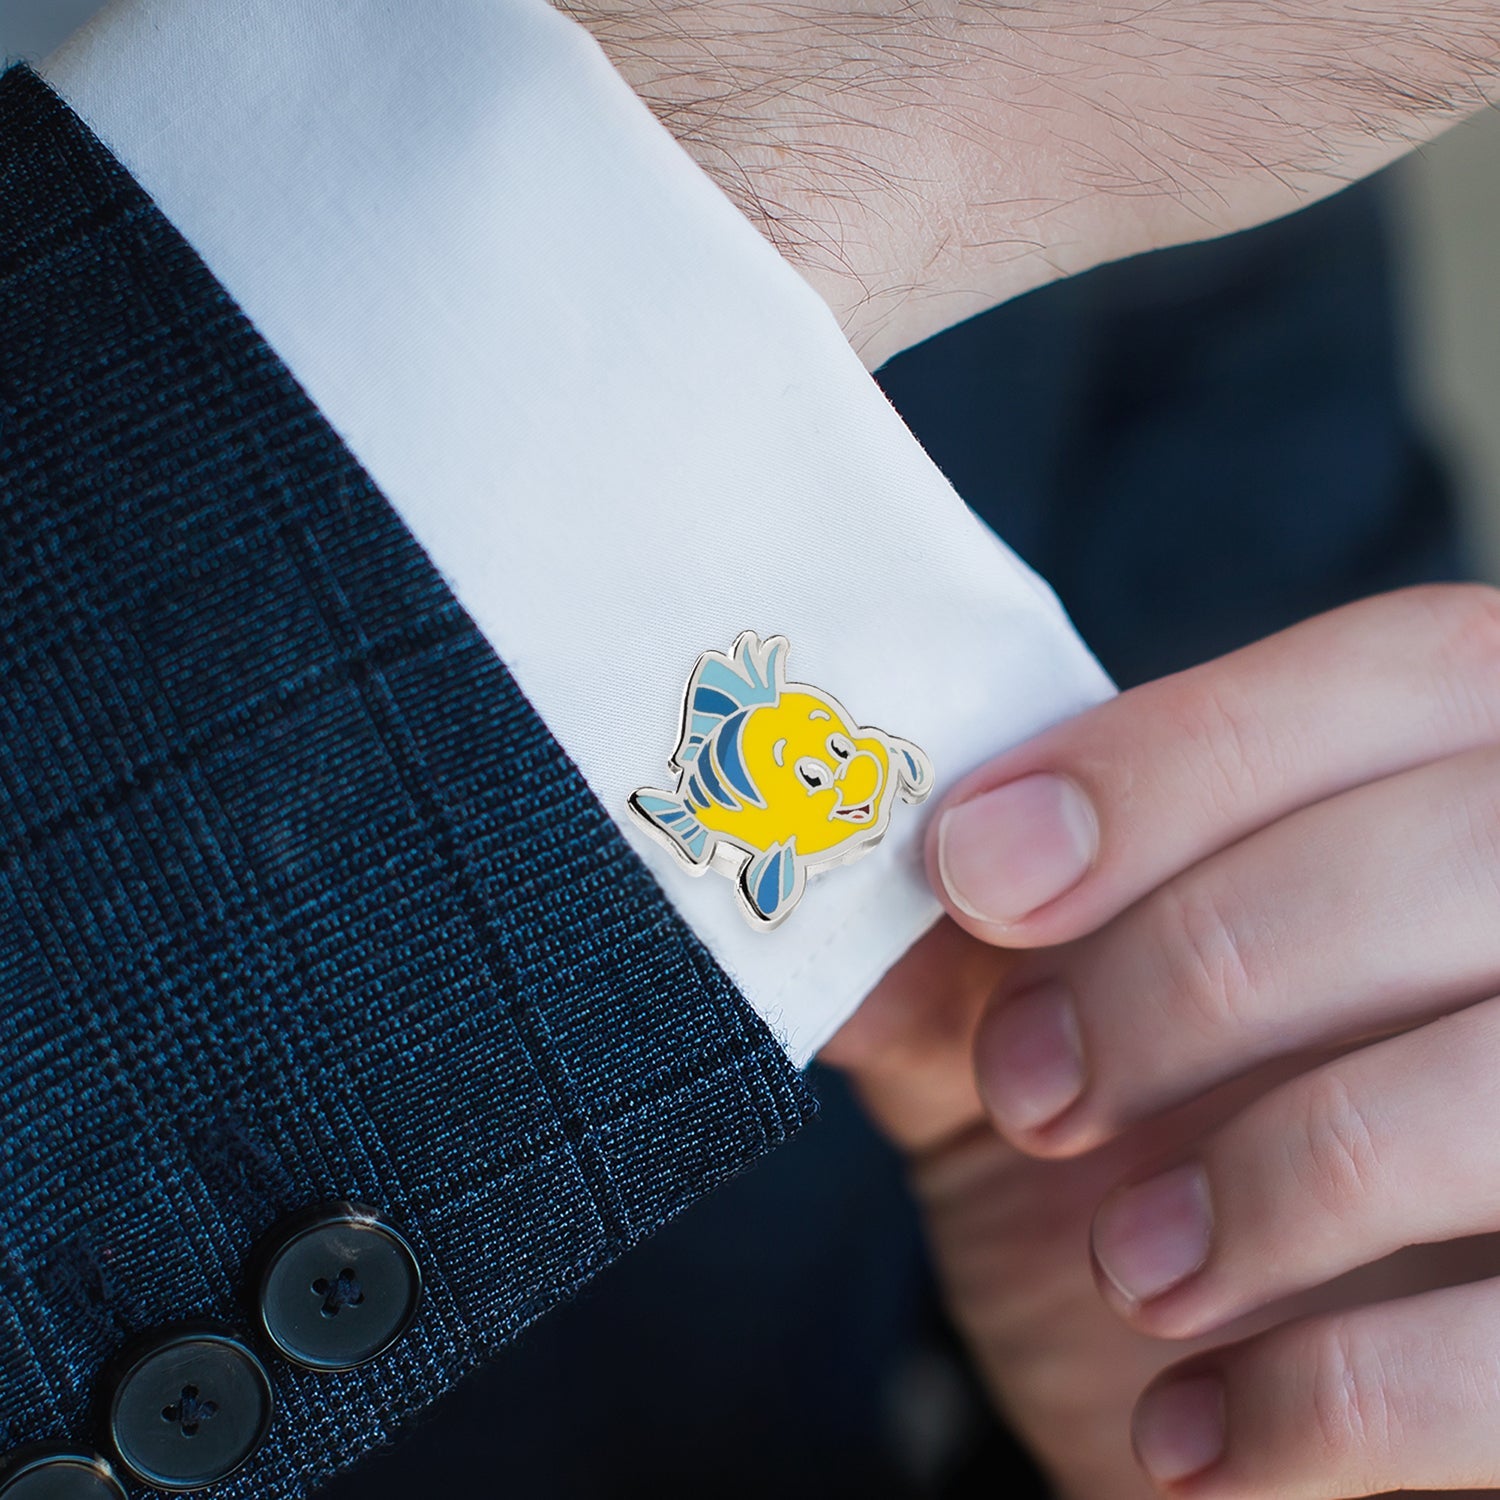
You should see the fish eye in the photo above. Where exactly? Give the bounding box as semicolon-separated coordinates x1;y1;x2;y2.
795;757;832;792
827;733;854;762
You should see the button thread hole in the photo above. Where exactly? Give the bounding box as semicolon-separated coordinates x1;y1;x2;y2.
311;1267;364;1318
161;1384;218;1438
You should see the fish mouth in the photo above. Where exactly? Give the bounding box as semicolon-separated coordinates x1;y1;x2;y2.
832;800;874;823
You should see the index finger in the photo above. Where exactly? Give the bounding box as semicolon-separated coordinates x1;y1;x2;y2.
927;585;1500;947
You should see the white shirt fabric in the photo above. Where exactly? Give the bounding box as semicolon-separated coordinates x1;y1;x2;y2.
43;0;1114;1065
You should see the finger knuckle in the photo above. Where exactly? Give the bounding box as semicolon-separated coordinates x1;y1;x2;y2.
1413;584;1500;723
1431;582;1500;658
1447;752;1500;900
1163;674;1285;826
1286;1070;1385;1222
1306;1319;1399;1470
1153;876;1259;1039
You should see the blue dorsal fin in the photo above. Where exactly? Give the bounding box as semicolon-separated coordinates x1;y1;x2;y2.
629;789;713;867
673;633;788;766
730;631;786;699
740;840;803;927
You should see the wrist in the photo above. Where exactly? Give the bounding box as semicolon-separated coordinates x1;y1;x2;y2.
556;0;956;366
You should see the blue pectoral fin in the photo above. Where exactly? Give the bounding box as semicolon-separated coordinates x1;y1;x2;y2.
740;840;804;927
890;737;935;803
629;789;713;867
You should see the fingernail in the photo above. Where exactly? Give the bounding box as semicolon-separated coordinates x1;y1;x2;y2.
1133;1375;1226;1483
1093;1163;1212;1304
976;983;1085;1133
937;774;1097;925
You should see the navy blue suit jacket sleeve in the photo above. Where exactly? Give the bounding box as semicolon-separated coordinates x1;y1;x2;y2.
0;65;813;1498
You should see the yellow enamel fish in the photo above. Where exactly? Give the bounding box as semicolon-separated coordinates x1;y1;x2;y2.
630;632;934;929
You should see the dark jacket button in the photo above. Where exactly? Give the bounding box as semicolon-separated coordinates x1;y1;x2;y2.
99;1322;273;1492
0;1445;127;1499
251;1202;421;1372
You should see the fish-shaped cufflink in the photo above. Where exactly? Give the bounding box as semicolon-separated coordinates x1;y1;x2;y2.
629;631;934;930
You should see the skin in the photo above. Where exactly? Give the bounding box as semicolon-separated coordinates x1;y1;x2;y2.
561;0;1500;369
554;6;1500;1493
830;585;1500;1499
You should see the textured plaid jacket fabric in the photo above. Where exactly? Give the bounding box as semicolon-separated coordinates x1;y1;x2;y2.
0;64;813;1497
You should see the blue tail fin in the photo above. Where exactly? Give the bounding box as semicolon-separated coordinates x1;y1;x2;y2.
739;840;804;928
629;789;712;867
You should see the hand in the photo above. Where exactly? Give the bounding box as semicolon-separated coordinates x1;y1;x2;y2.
908;584;1500;1497
561;1;1499;366
826;893;1251;1499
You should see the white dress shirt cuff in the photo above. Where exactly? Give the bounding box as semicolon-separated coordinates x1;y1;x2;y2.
44;0;1114;1065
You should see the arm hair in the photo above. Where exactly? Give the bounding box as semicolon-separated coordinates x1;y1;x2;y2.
559;0;1500;364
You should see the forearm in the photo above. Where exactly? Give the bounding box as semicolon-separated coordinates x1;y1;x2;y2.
562;0;1500;367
